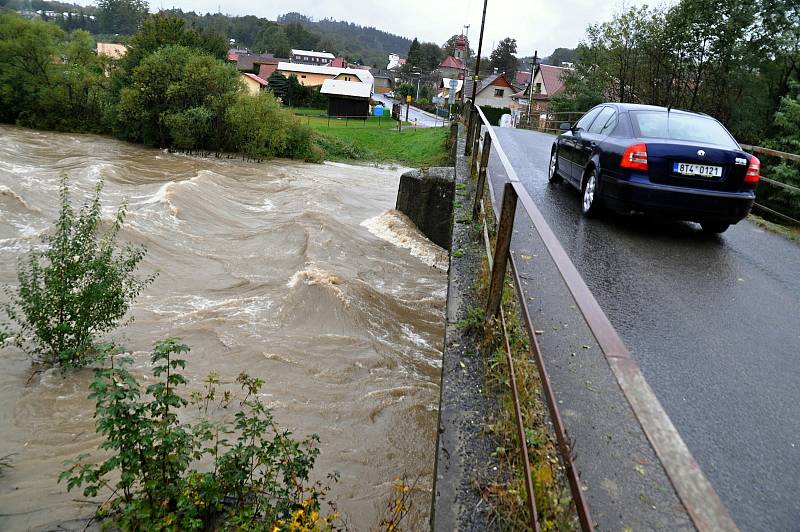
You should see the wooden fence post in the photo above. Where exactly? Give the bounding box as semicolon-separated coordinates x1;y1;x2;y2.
486;182;518;319
473;132;492;219
471;119;482;174
465;106;477;156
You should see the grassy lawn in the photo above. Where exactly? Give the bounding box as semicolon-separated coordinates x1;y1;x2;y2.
301;116;448;167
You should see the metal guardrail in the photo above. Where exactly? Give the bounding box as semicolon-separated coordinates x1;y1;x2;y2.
463;103;740;531
739;144;800;226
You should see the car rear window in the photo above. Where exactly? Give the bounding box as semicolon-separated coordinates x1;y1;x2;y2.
630;111;738;148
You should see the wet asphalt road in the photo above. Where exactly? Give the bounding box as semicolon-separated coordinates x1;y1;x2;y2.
486;127;800;532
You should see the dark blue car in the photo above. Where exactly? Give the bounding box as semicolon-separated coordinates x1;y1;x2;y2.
548;103;760;233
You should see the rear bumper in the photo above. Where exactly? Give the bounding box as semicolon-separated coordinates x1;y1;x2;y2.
601;174;755;224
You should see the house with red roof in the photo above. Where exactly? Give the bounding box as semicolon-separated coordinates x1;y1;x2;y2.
326;57;350;68
437;55;466;79
511;64;572;116
241;73;269;95
462;73;516;109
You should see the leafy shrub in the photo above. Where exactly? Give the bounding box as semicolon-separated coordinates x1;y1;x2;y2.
226;91;290;160
1;177;154;367
480;106;511;126
61;338;338;530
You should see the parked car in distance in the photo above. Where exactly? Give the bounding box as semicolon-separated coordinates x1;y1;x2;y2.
548;103;759;233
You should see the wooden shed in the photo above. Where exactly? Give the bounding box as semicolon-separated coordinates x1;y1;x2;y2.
320;79;372;118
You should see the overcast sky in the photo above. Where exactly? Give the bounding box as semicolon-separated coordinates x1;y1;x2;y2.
90;0;673;58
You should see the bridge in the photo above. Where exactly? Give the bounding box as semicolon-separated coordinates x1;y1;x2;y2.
433;111;800;531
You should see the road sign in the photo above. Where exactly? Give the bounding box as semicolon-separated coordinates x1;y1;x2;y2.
406;95;412;103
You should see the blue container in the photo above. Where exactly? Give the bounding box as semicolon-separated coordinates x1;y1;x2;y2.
373;105;385;117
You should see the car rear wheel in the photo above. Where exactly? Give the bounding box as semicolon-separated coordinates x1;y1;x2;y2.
548;150;562;184
581;168;602;217
700;221;730;234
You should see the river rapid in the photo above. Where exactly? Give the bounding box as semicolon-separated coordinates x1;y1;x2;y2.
0;125;447;530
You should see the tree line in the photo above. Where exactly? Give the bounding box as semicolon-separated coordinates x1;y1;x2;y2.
0;12;330;161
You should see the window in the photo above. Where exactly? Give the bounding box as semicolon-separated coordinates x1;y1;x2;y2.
534;82;542;94
588;107;615;134
494;88;504;97
575;106;604;131
630;111;737;147
301;75;306;79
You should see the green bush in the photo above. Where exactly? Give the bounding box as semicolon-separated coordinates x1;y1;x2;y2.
480;105;511;126
1;177;154;367
226;91;290;160
60;338;339;530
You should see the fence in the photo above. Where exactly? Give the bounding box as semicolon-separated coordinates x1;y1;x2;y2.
739;144;800;226
293;111;450;130
519;111;585;134
461;103;739;531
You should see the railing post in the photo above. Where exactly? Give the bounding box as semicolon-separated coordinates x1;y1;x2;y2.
473;132;492;219
486;182;518;319
465;105;476;156
471;119;482;174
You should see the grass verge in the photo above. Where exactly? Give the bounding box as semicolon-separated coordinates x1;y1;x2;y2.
294;115;448;167
748;213;800;241
462;192;578;529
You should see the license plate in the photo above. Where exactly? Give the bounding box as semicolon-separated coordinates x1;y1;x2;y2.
673;162;723;178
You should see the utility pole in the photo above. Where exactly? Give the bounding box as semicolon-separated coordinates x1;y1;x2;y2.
470;0;489;104
526;50;538;126
465;0;489;150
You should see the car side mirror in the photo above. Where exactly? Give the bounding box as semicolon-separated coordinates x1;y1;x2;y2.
559;122;571;131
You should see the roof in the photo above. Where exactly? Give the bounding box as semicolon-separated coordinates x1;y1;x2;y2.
515;70;532;86
539;64;570;96
463;73;513;99
439;56;466;70
327;57;349;68
291;49;336;60
236;53;277;72
320;79;372;99
257;64;278;79
96;42;127;59
277;62;374;86
242;73;268;87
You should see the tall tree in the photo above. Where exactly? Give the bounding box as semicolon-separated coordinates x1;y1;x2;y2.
284;21;319;50
96;0;148;35
489;37;518;76
407;38;421;66
254;25;291;57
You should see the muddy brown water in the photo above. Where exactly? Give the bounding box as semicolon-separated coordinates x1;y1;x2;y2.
0;125;447;530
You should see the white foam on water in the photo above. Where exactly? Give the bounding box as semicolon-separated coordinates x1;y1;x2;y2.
360;210;449;271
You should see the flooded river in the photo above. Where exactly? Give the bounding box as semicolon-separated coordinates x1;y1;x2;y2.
0;125;447;530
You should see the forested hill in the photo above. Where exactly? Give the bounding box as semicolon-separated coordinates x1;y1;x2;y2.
1;0;412;67
161;9;410;67
278;12;411;66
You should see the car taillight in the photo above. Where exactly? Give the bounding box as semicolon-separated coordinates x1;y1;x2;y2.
621;143;648;171
744;155;760;184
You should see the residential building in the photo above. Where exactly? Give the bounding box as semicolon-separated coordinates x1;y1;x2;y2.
241;73;268;95
276;62;374;91
291;49;336;65
235;53;282;73
370;69;395;94
327;57;350;68
463;73;516;109
509;64;572;126
320;80;371;117
437;78;464;101
387;53;406;70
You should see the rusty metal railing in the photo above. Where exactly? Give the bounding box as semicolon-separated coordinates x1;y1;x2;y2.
739;144;800;226
465;103;740;531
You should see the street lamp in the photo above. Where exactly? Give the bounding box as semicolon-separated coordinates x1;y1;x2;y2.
412;68;421;101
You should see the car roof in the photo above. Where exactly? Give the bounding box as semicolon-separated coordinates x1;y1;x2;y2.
601;102;707;117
